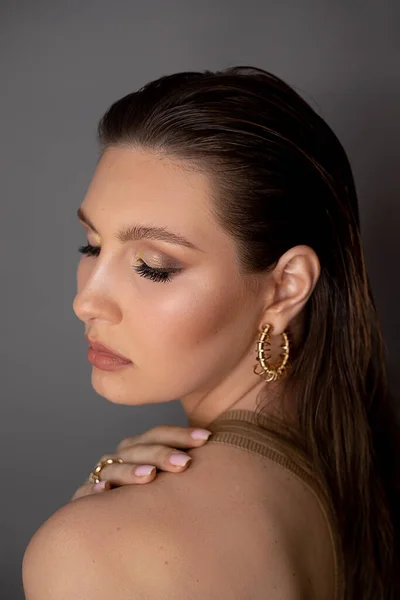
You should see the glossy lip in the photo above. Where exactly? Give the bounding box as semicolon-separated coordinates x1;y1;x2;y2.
85;334;132;362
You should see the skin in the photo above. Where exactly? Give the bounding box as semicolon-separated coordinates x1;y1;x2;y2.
23;145;329;600
73;145;321;429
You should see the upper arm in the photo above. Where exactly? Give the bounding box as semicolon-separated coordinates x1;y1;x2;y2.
22;496;131;600
22;488;191;600
22;484;309;600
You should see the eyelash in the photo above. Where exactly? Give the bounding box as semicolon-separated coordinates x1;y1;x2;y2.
78;243;180;283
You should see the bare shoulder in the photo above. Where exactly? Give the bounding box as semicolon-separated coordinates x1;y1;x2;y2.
23;441;333;599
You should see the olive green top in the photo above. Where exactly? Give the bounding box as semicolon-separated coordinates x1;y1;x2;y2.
206;408;345;600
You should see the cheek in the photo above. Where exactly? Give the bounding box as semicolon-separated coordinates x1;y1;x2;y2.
134;274;242;357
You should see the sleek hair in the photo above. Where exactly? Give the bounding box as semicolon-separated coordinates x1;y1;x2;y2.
96;66;399;599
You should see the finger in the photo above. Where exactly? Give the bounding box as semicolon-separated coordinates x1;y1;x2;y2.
91;461;159;486
99;443;194;483
70;481;111;502
70;482;96;501
116;426;212;452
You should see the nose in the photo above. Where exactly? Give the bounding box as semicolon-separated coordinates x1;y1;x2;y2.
73;281;122;326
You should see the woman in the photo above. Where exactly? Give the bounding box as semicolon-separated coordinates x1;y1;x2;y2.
22;66;399;599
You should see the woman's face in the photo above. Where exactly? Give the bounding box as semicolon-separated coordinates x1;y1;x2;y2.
73;146;267;418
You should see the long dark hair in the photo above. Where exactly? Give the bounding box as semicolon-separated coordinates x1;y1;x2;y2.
96;66;400;599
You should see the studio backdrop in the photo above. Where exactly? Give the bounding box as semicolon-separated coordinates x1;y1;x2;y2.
0;1;399;598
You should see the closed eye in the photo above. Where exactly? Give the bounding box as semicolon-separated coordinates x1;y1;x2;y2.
78;243;181;283
78;243;100;258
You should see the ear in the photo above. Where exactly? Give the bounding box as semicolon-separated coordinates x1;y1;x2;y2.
261;245;321;335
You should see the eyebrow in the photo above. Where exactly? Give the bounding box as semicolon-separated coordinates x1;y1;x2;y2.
77;207;201;251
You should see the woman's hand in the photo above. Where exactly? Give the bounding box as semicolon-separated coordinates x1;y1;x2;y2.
70;425;212;501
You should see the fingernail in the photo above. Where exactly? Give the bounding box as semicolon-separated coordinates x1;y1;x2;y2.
169;453;192;466
93;480;107;492
134;465;156;476
191;429;212;440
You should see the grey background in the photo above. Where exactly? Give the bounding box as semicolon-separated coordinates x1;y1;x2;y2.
1;1;399;597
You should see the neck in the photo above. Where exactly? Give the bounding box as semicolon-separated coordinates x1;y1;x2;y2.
184;376;297;430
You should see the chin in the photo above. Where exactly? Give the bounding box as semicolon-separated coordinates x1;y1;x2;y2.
89;368;164;406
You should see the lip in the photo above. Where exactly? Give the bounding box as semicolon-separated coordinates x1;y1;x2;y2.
85;335;132;363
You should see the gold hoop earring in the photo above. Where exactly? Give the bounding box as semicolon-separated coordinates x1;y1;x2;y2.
253;323;290;382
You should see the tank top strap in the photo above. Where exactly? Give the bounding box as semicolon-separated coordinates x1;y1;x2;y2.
205;408;345;600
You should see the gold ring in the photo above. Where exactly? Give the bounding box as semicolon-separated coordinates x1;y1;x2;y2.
88;457;124;484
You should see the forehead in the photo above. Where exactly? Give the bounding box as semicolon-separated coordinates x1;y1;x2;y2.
84;146;216;237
